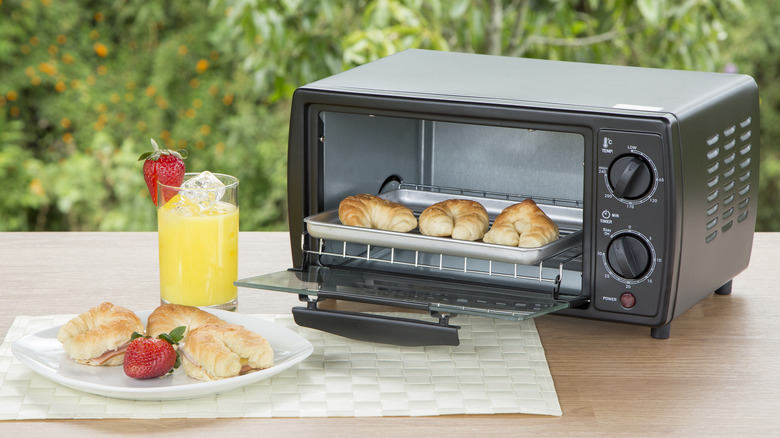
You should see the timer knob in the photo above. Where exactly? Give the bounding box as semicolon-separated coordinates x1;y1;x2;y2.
607;234;651;280
609;155;653;200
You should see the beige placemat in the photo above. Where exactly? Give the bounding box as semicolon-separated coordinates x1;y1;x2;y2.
0;313;561;419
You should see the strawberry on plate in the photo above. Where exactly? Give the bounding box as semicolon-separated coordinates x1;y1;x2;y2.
124;326;185;379
138;139;187;206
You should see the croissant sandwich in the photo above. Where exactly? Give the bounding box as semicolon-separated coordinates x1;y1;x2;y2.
180;323;274;381
146;303;227;338
57;302;144;366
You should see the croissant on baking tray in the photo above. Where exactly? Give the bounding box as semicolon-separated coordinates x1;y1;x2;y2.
418;199;489;241
482;199;559;248
338;193;417;232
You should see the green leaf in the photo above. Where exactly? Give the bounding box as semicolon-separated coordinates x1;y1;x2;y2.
172;351;181;371
170;325;186;341
137;151;154;161
637;0;664;26
160;325;187;344
240;7;257;45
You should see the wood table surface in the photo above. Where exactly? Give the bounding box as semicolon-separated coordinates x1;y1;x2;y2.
1;232;778;436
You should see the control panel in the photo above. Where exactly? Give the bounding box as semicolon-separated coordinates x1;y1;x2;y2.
594;130;667;316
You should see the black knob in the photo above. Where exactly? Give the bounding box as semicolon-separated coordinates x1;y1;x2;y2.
607;234;651;280
609;155;653;200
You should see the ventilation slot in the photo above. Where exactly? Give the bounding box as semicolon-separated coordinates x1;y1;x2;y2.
704;116;754;243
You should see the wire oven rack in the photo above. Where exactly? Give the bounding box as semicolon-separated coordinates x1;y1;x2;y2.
307;237;582;290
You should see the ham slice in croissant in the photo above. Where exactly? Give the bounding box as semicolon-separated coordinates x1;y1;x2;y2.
483;199;559;247
338;193;417;232
418;199;489;241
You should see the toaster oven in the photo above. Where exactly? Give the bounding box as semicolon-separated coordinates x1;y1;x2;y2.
237;49;759;344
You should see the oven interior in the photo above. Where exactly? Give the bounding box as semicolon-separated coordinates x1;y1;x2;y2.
315;109;589;315
238;108;591;328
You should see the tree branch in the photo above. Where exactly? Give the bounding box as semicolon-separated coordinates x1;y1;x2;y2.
485;0;503;55
509;24;644;58
506;0;530;56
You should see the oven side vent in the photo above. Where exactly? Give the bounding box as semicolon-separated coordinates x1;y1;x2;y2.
703;116;755;243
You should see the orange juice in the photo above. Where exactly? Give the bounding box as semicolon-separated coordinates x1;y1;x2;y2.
158;195;239;308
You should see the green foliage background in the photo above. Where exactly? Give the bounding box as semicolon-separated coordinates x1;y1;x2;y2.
2;0;776;232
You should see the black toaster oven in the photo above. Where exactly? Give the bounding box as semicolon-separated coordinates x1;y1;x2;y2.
237;49;759;343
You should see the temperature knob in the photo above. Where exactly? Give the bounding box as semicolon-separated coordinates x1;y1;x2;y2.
607;234;651;280
609;155;653;200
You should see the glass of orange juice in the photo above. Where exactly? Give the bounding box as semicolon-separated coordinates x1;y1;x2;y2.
157;172;239;311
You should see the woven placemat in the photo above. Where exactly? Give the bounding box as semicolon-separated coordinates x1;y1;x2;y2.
0;313;561;419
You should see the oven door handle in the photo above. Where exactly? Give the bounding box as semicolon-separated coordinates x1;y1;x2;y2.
292;306;461;346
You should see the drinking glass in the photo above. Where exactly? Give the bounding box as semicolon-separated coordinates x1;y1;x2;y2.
157;172;239;311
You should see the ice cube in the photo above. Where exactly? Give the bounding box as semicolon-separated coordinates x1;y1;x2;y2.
180;171;226;211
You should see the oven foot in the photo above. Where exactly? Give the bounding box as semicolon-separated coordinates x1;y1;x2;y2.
714;280;733;295
650;324;671;339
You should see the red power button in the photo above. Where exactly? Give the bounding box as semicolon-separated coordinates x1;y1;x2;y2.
620;293;636;309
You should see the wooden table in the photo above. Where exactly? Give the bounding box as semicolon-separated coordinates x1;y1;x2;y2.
1;232;779;436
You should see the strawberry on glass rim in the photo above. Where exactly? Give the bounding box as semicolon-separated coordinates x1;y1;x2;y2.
139;139;187;206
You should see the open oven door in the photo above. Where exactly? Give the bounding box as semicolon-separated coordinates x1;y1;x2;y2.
236;263;586;347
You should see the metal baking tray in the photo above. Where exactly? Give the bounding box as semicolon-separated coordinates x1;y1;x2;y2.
305;188;583;266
